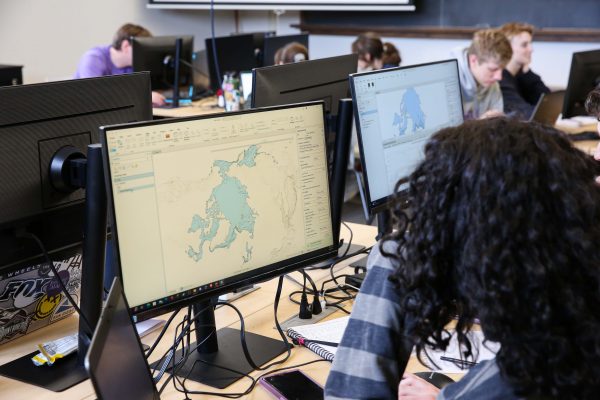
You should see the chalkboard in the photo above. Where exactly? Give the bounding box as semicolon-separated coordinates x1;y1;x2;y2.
300;0;600;41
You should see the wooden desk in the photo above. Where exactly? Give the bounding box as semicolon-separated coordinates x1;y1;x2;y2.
153;97;224;119
0;223;389;400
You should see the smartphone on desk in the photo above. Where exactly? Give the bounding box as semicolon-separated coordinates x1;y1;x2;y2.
259;369;324;400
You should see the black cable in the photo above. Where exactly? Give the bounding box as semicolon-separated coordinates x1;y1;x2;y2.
145;309;179;359
209;0;222;91
152;303;214;385
17;231;93;333
339;221;354;258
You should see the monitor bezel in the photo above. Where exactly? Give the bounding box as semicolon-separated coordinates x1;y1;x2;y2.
100;101;338;321
349;59;464;215
562;49;600;118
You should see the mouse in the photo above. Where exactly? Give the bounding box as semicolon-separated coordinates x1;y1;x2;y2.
413;371;455;389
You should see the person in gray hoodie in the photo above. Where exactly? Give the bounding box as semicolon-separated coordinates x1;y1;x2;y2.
450;29;512;119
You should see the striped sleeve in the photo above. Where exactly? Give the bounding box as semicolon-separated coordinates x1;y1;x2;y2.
324;241;413;400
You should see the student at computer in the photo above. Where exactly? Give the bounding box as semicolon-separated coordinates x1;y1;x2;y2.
273;42;308;65
450;29;512;119
352;32;384;72
74;23;165;106
324;118;600;400
382;42;401;68
499;22;550;119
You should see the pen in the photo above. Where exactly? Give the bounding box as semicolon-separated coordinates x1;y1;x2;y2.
440;356;477;367
293;337;339;348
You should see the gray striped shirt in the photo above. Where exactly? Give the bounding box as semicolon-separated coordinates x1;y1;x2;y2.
324;241;519;400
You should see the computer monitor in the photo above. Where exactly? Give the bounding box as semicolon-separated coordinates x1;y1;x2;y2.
132;35;194;94
350;59;464;215
101;101;336;388
0;73;152;391
262;33;309;66
252;54;357;118
563;49;600;118
85;278;160;400
205;33;260;91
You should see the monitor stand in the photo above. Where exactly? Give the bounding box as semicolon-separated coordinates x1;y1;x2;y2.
152;299;288;389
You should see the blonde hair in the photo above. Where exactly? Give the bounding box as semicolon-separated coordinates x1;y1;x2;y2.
467;29;512;66
499;22;534;40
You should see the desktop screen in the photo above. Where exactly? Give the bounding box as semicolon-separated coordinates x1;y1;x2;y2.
205;34;259;91
102;102;335;319
132;35;194;93
562;49;600;118
350;59;464;213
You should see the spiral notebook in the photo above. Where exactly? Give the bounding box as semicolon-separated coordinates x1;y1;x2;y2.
286;316;349;361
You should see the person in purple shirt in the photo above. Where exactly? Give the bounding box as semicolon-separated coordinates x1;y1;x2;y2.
74;23;165;106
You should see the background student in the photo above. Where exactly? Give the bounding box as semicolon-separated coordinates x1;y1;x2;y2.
450;29;512;119
352;32;384;72
499;22;550;119
382;42;401;68
74;23;165;106
325;118;600;399
273;42;309;65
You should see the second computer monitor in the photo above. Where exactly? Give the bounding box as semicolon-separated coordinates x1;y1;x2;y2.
132;35;194;92
562;49;600;118
350;59;464;214
252;54;358;117
205;34;259;91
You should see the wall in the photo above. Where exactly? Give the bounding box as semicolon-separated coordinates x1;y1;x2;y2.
0;0;238;83
0;1;598;88
309;35;600;89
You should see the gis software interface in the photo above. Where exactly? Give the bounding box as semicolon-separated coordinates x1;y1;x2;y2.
353;60;464;202
104;104;333;310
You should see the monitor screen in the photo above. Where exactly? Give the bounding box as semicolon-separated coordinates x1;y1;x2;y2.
205;34;259;91
252;54;357;117
350;59;464;213
262;33;309;66
562;49;600;118
101;102;336;320
132;35;194;93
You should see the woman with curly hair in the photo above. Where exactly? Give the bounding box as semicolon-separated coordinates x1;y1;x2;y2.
325;117;600;399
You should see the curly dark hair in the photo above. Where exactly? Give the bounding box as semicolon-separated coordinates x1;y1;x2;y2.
383;118;600;399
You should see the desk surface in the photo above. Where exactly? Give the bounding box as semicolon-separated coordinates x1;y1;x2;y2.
153;96;224;119
2;222;435;400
